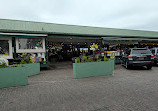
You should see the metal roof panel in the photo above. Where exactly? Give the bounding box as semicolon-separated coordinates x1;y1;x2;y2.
0;19;158;38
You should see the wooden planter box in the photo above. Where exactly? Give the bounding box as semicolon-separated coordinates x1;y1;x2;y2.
73;60;114;79
23;63;40;77
0;67;28;88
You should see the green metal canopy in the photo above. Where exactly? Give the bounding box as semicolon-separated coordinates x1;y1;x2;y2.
0;19;158;38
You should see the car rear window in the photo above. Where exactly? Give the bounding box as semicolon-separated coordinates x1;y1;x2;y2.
132;49;151;54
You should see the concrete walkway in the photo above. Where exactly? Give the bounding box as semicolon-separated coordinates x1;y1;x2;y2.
1;65;158;111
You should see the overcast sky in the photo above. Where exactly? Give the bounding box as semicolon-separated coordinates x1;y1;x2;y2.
0;0;158;31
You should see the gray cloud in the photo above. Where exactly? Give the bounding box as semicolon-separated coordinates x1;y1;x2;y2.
0;0;158;31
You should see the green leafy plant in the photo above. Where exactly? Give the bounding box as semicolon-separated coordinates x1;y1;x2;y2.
83;56;88;62
96;59;101;62
20;53;32;64
110;55;115;60
20;59;26;64
87;57;91;62
104;55;109;61
11;64;18;67
76;57;80;63
0;61;7;68
29;60;32;63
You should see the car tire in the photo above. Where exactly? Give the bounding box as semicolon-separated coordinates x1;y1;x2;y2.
146;65;152;70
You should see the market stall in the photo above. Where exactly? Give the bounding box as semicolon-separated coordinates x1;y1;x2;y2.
0;33;48;68
0;37;13;59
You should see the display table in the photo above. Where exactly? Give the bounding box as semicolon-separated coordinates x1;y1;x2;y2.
73;59;114;79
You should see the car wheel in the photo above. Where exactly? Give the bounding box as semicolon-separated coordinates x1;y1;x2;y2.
146;65;152;70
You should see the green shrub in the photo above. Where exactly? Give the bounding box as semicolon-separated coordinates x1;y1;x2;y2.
0;61;7;68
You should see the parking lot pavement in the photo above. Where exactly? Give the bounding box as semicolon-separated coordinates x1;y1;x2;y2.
1;65;158;111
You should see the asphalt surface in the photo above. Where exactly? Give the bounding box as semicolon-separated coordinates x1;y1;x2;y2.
1;64;158;111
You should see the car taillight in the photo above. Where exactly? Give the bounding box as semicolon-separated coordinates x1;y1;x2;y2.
128;56;133;59
151;55;154;59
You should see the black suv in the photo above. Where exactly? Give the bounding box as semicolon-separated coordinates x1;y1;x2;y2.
121;48;154;69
